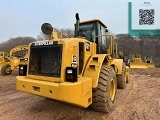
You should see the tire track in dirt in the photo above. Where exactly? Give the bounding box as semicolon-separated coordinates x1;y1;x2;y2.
0;92;33;106
104;69;160;120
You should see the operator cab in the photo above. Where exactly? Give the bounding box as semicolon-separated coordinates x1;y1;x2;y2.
75;19;109;54
145;56;153;63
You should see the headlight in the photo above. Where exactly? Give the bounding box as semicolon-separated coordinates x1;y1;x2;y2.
20;66;23;70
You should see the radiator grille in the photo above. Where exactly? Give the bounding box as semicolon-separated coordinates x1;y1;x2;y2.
28;45;62;77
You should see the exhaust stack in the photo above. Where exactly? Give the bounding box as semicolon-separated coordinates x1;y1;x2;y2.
75;13;80;37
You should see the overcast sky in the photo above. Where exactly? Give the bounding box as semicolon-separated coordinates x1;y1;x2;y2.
0;0;159;43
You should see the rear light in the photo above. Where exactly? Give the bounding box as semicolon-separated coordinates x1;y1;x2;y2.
66;67;77;82
20;58;28;62
19;64;27;76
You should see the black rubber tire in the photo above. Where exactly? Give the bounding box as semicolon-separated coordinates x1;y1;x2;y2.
1;64;12;76
116;63;126;89
91;66;117;113
126;66;130;83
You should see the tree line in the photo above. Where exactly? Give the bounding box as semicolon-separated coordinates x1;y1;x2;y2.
115;34;160;67
0;29;160;66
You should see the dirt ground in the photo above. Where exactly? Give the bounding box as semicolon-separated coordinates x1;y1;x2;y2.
0;69;160;120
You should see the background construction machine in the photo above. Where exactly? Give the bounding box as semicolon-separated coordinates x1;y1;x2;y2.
130;54;148;68
16;13;130;113
112;43;130;68
0;51;10;69
144;56;155;68
1;45;28;75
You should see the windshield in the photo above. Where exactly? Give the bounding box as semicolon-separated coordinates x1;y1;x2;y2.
106;35;111;50
79;23;96;42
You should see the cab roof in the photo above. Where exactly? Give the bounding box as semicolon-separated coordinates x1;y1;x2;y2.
80;19;107;28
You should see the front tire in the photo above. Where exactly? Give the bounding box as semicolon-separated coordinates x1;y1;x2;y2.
91;66;117;113
1;64;12;76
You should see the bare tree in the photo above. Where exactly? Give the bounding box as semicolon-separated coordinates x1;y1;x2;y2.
0;37;36;52
37;28;75;40
37;32;48;40
60;28;74;38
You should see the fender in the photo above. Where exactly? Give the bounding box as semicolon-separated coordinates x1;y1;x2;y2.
111;59;123;75
83;54;107;88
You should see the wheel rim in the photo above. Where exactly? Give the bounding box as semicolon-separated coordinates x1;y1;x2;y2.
124;71;127;83
110;78;116;101
6;66;11;73
126;72;130;83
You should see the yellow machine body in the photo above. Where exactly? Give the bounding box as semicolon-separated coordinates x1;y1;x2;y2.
16;37;123;107
9;45;29;69
16;18;129;111
1;45;28;75
130;58;148;68
0;52;10;68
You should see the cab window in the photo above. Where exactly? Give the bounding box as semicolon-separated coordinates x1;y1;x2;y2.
79;23;96;42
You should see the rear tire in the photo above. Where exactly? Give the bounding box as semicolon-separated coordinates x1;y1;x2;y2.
116;63;126;89
91;66;117;113
1;64;12;76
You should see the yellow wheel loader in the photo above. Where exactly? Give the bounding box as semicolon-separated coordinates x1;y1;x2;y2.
1;45;28;75
130;54;148;68
144;56;155;68
16;13;130;113
0;52;10;69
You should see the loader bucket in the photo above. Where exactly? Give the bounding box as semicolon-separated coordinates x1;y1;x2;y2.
130;58;148;68
145;58;155;68
146;63;155;68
